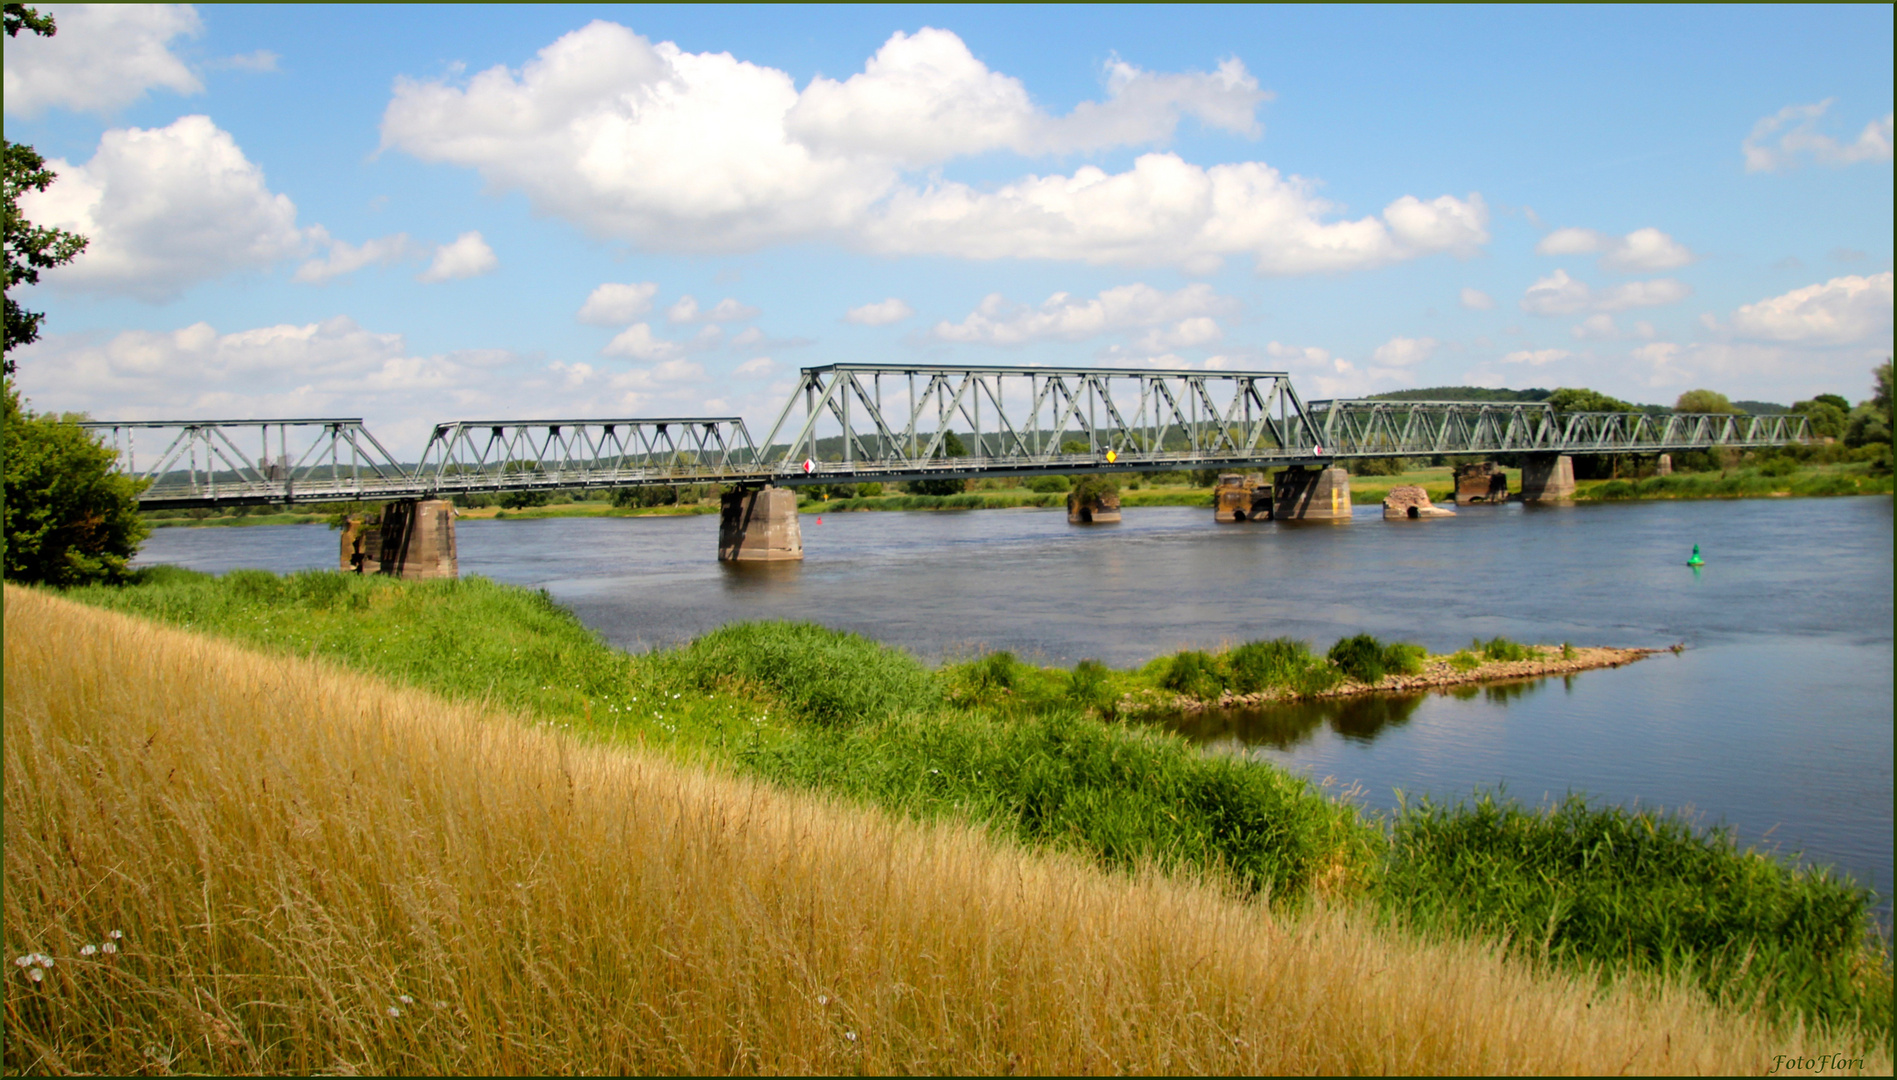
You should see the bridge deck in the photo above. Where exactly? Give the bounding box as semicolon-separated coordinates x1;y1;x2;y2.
81;367;1808;508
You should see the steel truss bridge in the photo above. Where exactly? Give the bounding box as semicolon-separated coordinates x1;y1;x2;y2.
82;363;1809;509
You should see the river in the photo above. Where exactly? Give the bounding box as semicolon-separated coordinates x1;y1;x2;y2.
137;495;1894;915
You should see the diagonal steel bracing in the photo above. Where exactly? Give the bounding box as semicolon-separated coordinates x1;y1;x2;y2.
84;367;1810;508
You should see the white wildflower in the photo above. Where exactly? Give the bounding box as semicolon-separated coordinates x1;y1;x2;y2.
100;942;118;955
108;930;123;940
398;995;414;1004
386;1006;402;1018
36;955;53;968
845;1030;857;1042
80;944;97;956
816;994;828;1005
12;956;28;967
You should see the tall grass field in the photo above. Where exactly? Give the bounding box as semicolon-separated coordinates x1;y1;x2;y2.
9;587;1889;1073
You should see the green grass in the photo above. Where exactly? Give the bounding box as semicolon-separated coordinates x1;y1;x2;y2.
1579;467;1892;501
53;567;1891;1036
1382;792;1891;1034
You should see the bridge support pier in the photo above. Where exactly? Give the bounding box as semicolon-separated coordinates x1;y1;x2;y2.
1273;466;1352;520
342;498;458;578
1067;487;1122;524
1518;454;1577;503
1215;473;1273;521
1455;462;1510;505
720;485;803;561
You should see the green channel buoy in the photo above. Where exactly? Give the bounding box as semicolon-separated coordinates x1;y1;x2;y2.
1686;544;1704;567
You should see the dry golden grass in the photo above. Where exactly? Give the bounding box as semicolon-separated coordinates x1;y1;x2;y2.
4;586;1886;1075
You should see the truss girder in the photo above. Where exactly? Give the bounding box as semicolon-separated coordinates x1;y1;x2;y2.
85;375;1809;508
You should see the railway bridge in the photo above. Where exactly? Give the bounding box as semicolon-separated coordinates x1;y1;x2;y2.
82;363;1809;574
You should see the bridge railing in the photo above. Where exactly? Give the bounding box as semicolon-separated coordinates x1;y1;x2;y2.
413;418;764;495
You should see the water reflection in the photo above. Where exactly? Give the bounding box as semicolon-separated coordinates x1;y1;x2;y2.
1163;691;1428;750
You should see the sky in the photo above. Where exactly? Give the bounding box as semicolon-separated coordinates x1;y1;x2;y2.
3;4;1892;455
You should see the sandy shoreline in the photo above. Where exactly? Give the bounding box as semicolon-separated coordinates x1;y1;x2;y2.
1128;645;1667;714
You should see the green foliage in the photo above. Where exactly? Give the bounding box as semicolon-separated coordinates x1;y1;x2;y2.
1066;658;1116;714
3;384;148;584
1162;650;1226;700
1447;650;1481;673
500;488;552;510
1583;469;1890;500
1674;388;1740;415
1381;792;1889;1031
1069;474;1119;505
1383;641;1427;676
1545;387;1637;414
855;481;883;497
1348;456;1409;476
1024;474;1072;493
1845;401;1891;448
1327;634;1388;683
4;4;56;37
1791;399;1849;439
1227;638;1316;693
1476;636;1532;662
671;620;939;728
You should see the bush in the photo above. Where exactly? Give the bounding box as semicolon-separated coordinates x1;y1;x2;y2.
855;481;883;497
673;621;938;728
1227;638;1315;693
500;489;551;510
1477;636;1532;662
1448;650;1480;672
1327;634;1387;684
1383;641;1426;676
1162;650;1226;700
3;384;150;585
1024;474;1071;493
1349;456;1408;476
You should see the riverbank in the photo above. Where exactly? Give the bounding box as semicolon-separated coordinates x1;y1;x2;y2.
48;567;1892;1041
15;585;1868;1074
1140;645;1662;713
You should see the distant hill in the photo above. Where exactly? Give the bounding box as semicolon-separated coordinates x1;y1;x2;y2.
1367;387;1552;403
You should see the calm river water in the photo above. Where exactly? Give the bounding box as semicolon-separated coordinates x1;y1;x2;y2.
138;496;1894;915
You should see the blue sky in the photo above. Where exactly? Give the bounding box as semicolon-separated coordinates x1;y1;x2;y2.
4;4;1891;453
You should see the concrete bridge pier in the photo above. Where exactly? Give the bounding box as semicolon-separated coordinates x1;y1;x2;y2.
1273;466;1353;520
1067;487;1122;524
1518;454;1577;503
720;485;803;561
341;498;458;579
1215;473;1273;521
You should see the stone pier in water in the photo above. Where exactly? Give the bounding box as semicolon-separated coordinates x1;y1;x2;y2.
1272;466;1353;520
1067;487;1122;524
1519;454;1577;503
339;498;458;579
719;485;804;561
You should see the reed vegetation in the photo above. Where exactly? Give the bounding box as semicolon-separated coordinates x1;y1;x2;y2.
9;587;1887;1073
51;569;1893;1044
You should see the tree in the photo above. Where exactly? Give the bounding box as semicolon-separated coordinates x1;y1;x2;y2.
1545;387;1636;414
4;6;88;374
1791;399;1849;440
4;2;55;37
3;383;150;585
1674;389;1740;415
908;430;968;496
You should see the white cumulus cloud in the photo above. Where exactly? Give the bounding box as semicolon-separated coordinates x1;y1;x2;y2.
666;295;760;324
1520;269;1691;317
2;3;201;117
577;282;660;325
416;231;497;283
931;283;1237;346
601;323;682;361
295;232;422;284
785;28;1266;166
1727;272;1893;344
845;298;915;326
1500;348;1572;366
1743;100;1894;172
1370;336;1438;368
1534;226;1694;273
379;21;1489;274
1459;287;1496;311
18;115;312;300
